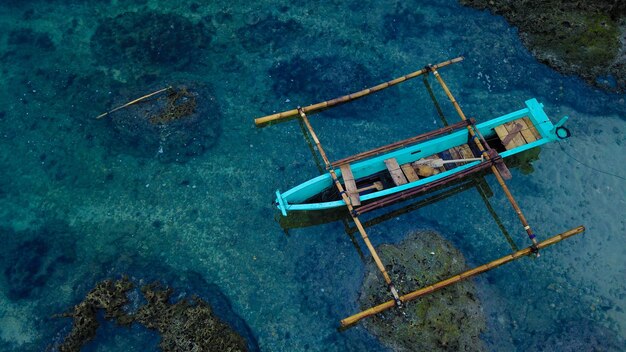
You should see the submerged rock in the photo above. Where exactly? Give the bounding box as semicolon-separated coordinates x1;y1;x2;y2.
55;278;248;352
106;84;222;163
359;230;486;351
460;0;626;92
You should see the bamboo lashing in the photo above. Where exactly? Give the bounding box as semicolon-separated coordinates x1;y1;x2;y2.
254;57;464;126
298;108;402;305
96;87;172;119
340;225;585;327
428;68;541;252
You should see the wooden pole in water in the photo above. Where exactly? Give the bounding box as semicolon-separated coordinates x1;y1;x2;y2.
254;57;464;126
298;108;402;305
96;87;172;119
428;68;540;252
340;225;585;327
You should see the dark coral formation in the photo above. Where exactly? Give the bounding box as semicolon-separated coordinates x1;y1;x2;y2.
7;28;56;51
1;221;76;300
91;11;214;68
359;231;486;351
56;278;248;352
382;3;426;41
236;14;303;52
460;0;626;92
106;84;221;163
267;55;388;118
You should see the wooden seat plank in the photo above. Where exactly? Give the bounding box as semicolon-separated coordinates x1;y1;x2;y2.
340;164;361;206
384;158;408;186
401;163;420;182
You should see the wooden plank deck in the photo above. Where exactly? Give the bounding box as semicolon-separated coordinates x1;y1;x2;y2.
522;117;541;140
385;158;408;186
495;117;542;150
340;164;361;206
401;163;420;182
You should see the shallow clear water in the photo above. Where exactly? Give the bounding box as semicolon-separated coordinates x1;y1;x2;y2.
0;0;624;351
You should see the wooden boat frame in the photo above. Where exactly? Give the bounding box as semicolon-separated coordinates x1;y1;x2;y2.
254;57;585;327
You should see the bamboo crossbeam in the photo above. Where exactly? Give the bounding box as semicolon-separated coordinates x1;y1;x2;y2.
340;225;585;327
96;87;171;119
254;57;464;126
298;109;402;305
429;69;540;251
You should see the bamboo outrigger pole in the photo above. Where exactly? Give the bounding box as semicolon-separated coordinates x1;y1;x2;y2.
340;225;585;327
428;67;541;252
298;108;402;306
254;57;464;126
96;87;172;119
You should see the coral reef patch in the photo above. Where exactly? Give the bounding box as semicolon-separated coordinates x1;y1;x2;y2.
55;277;248;352
105;84;221;163
460;0;626;92
359;230;486;351
91;11;214;69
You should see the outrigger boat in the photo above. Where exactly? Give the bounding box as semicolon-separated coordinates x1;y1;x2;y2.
254;57;585;327
273;97;568;216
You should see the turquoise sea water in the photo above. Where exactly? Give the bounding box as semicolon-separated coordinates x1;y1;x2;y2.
0;0;625;351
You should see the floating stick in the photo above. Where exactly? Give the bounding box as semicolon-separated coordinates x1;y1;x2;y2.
340;225;585;327
95;87;172;119
429;68;540;252
254;57;464;126
298;108;402;305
